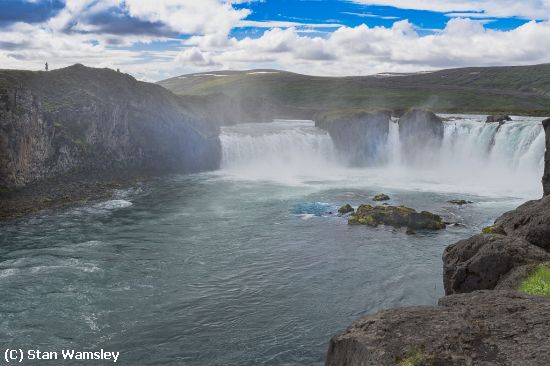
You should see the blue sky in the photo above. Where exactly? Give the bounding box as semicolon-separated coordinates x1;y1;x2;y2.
0;0;549;80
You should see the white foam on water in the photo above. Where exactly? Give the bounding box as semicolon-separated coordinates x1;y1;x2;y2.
93;199;133;210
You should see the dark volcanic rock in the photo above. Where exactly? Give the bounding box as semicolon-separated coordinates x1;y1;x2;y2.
443;234;550;295
315;110;391;166
495;195;550;251
397;109;443;162
326;290;550;366
495;263;543;290
486;114;512;123
349;204;446;230
338;204;354;215
544;118;550;196
372;193;390;201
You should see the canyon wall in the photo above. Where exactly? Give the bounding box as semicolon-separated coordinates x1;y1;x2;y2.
0;64;223;191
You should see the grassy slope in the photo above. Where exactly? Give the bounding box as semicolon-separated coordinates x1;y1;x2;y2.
158;65;550;117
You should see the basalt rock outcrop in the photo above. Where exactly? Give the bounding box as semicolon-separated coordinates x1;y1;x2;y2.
327;290;550;366
443;234;550;294
348;204;446;231
315;109;391;166
0;64;226;217
397;109;443;163
327;118;550;365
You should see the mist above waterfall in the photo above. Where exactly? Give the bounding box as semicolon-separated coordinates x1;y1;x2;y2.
219;116;545;198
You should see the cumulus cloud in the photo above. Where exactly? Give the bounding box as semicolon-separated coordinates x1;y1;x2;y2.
198;18;550;76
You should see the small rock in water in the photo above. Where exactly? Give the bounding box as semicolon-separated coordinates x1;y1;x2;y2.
448;200;473;205
338;204;354;215
373;194;390;202
486;114;512;123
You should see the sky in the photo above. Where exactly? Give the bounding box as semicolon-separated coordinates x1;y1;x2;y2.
1;0;550;81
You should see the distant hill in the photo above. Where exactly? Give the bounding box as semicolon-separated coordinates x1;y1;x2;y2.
158;64;550;118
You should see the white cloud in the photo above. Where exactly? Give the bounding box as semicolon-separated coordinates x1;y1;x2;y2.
349;0;550;20
123;0;250;36
193;18;550;76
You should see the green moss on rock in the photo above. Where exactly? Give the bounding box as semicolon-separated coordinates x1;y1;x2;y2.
398;348;425;366
481;225;506;235
348;204;445;231
518;264;550;296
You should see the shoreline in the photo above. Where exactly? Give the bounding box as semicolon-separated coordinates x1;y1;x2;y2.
0;171;149;220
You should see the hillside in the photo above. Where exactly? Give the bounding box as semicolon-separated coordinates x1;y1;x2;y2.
158;64;550;118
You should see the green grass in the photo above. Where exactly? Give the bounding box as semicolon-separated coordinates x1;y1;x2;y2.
399;349;425;366
518;264;550;296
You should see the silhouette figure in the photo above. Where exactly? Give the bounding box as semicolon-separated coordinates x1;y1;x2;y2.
45;62;48;71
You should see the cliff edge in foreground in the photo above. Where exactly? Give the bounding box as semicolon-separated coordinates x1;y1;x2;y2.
326;119;550;365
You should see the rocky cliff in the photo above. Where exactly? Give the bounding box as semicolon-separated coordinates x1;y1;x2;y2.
398;109;443;163
0;64;226;217
315;110;392;166
326;119;550;365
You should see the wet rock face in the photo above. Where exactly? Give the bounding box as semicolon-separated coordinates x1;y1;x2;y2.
397;109;443;163
348;204;446;230
443;234;550;295
315;110;391;166
543;118;550;196
326;290;550;366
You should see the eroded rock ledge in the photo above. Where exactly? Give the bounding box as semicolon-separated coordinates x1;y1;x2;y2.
326;119;550;365
327;290;550;366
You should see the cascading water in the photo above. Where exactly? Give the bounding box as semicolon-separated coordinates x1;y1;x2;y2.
220;120;340;184
387;118;401;165
219;115;546;198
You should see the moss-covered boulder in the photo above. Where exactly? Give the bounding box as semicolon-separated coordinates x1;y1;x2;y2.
348;204;445;231
373;193;390;201
338;204;354;215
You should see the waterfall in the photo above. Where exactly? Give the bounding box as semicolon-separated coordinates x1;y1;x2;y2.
220;120;340;183
219;116;546;197
387;118;401;166
383;115;545;196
